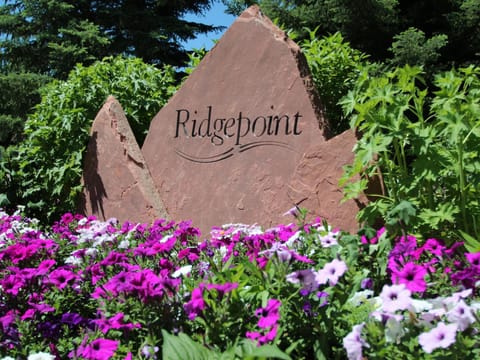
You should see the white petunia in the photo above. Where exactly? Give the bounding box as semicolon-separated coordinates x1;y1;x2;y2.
27;352;56;360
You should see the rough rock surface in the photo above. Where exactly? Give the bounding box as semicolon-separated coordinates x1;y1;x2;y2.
141;5;339;236
79;96;168;224
287;129;368;233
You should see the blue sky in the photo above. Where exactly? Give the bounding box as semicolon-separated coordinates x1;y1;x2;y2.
181;0;237;50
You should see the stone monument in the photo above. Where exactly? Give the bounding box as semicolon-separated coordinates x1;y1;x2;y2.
140;5;366;235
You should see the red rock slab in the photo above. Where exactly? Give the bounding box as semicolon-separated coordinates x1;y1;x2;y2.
142;5;330;236
79;96;168;224
287;129;367;232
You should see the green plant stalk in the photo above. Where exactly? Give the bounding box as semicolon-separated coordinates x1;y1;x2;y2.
457;142;469;235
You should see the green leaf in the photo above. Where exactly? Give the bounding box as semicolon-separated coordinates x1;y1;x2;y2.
162;330;213;360
237;339;292;360
386;200;416;226
459;230;480;253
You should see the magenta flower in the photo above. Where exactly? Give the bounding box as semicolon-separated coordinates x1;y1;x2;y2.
315;259;348;286
1;274;24;296
93;312;141;334
389;235;418;260
361;227;385;245
184;287;205;320
37;259;56;275
465;252;480;267
418;322;457;354
255;299;281;329
380;284;412;313
206;282;238;298
48;268;77;290
422;238;445;257
391;261;427;293
246;324;279;345
80;338;119;360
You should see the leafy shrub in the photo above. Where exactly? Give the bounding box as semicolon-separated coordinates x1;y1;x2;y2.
340;65;480;242
1;56;177;222
389;27;448;69
300;30;369;135
0;72;52;149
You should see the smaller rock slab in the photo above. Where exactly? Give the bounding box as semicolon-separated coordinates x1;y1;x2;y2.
79;96;168;224
287;130;368;232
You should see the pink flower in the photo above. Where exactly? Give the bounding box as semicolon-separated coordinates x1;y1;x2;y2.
1;274;24;296
37;259;56;275
246;324;279;345
361;227;385;245
391;261;427;293
418;322;457;353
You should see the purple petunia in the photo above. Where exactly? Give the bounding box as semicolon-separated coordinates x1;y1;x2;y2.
286;269;318;292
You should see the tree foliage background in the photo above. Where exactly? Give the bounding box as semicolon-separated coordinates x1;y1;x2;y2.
222;0;480;69
0;0;218;151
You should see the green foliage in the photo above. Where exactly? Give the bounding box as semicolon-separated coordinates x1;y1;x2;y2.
389;27;448;69
162;330;291;360
340;65;480;241
0;72;51;148
2;56;177;222
300;30;369;135
183;48;208;78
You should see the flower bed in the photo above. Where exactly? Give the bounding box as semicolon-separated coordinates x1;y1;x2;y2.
0;208;479;359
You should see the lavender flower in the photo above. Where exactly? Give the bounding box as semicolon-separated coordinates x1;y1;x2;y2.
418;322;457;353
343;323;368;360
446;300;476;331
315;259;348;286
380;284;412;313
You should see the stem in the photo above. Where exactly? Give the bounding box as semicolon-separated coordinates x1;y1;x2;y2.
458;143;469;234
